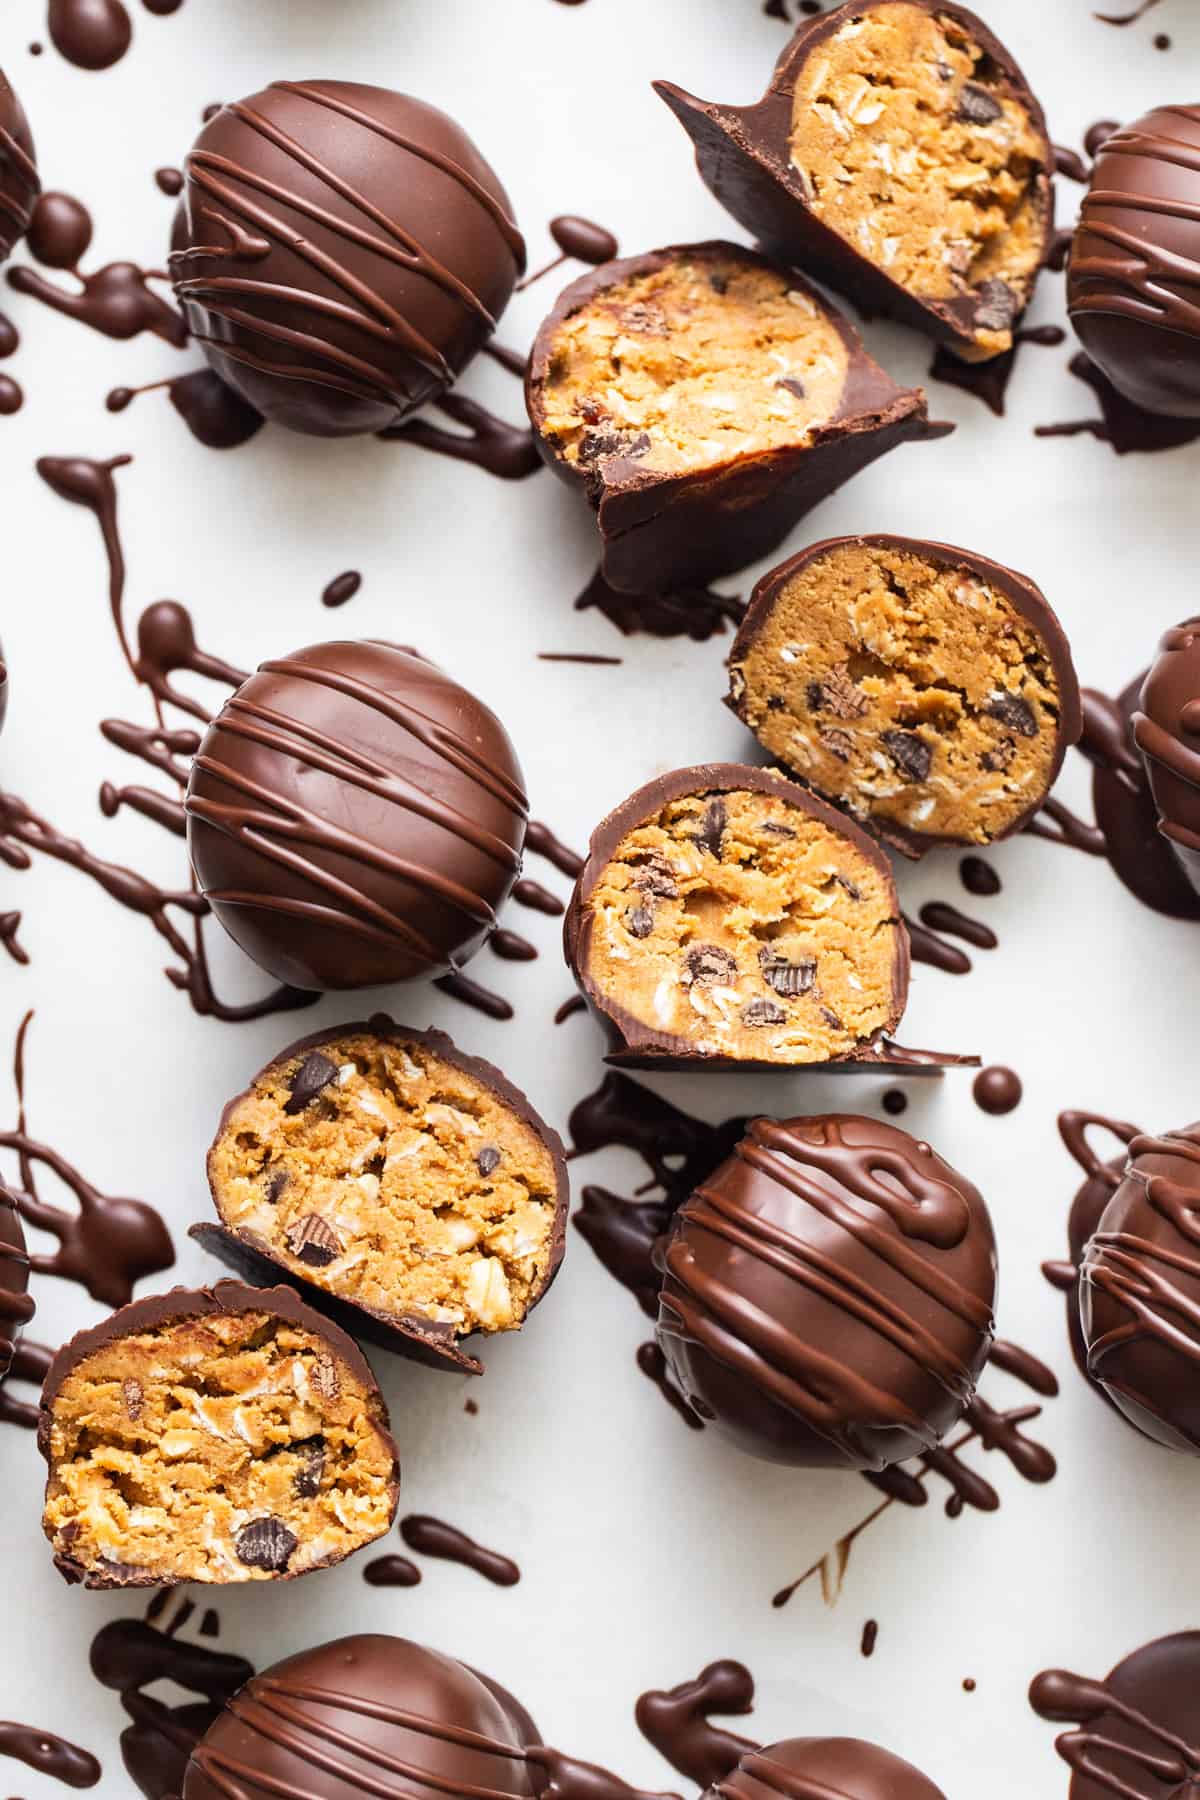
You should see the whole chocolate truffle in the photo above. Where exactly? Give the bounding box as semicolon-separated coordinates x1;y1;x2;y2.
184;1634;541;1800
195;1016;570;1374
728;535;1081;855
709;1739;946;1800
657;1113;997;1466
169;82;525;437
1069;108;1200;419
0;1184;33;1381
0;70;38;264
1133;619;1200;897
655;0;1052;363
1080;1124;1200;1453
185;642;528;992
1030;1632;1200;1800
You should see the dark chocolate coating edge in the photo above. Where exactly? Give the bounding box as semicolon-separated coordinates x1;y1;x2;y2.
563;761;913;1067
39;1280;401;1589
653;0;1053;360
525;241;949;595
195;1016;570;1377
727;533;1083;858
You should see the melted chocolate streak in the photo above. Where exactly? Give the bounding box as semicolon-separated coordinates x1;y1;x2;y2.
399;1514;521;1586
9;190;185;345
636;1661;758;1789
1030;1662;1199;1799
90;1602;254;1800
1;1009;175;1319
0;1723;100;1789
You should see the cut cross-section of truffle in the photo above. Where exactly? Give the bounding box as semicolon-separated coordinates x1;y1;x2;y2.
728;536;1081;854
526;240;948;595
655;0;1052;362
564;764;909;1067
193;1019;569;1374
39;1281;400;1588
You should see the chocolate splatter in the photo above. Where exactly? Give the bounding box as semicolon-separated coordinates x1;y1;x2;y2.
10;191;185;346
635;1660;757;1787
973;1066;1023;1115
960;855;1001;896
399;1515;520;1586
527;819;584;878
106;370;264;450
0;1336;53;1430
575;566;745;642
362;1554;422;1588
881;1089;908;1116
1095;0;1161;21
539;652;624;665
518;215;620;290
772;1341;1058;1607
433;970;514;1022
555;994;587;1025
0;1724;100;1789
636;1341;703;1431
929;324;1066;416
321;570;361;609
1036;353;1200;453
903;911;971;975
1;1011;175;1308
154;167;183;197
381;393;541;479
89;1603;253;1800
0;911;28;964
861;1620;879;1658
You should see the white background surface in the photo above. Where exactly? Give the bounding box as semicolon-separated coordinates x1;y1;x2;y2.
2;0;1200;1793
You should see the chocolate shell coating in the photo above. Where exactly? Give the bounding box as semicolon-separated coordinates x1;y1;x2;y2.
1069;108;1200;419
564;762;911;1070
657;1113;997;1467
1030;1633;1200;1800
1080;1124;1200;1454
654;1;1052;362
0;70;38;264
707;1738;947;1800
526;241;948;596
184;1634;541;1800
193;1015;570;1376
1133;619;1200;898
39;1280;400;1589
0;1184;33;1381
169;82;525;437
184;641;529;993
728;534;1082;856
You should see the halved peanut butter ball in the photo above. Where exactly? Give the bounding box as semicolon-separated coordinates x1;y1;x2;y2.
526;240;947;595
565;765;909;1068
193;1019;568;1375
656;0;1053;362
39;1281;399;1589
728;536;1081;854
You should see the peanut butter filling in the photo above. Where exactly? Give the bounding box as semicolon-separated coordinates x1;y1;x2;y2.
730;542;1062;843
208;1033;559;1339
42;1310;396;1583
537;251;850;477
789;3;1046;356
584;788;900;1062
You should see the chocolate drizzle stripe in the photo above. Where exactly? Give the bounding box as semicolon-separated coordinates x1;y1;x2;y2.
1071;124;1200;337
1059;1110;1140;1186
711;1750;854;1800
1030;1662;1200;1797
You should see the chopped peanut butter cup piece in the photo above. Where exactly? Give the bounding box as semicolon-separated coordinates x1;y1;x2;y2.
526;240;948;596
728;535;1081;854
193;1019;569;1375
565;764;911;1068
655;0;1052;362
39;1281;399;1589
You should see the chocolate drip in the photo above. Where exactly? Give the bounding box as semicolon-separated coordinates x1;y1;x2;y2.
362;1554;422;1587
484;341;528;378
1035;353;1200;453
635;1341;703;1431
635;1661;757;1786
929;324;1065;416
0;1722;101;1788
321;570;361;609
155;167;184;197
1095;0;1161;19
554;994;586;1025
513;878;564;916
0;910;27;964
526;820;584;879
538;652;623;666
0;371;21;411
433;971;514;1021
12;188;184;343
90;1613;254;1800
861;1620;878;1658
382;392;541;479
518;214;619;290
399;1514;520;1586
491;927;538;962
574;566;746;643
773;1338;1057;1606
107;371;264;450
35;454;134;672
0;1336;53;1430
918;902;997;951
902;912;971;975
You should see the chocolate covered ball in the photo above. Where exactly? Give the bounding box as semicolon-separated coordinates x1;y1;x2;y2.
0;1184;33;1381
1031;1633;1200;1800
183;1634;541;1800
169;82;525;437
657;1113;997;1466
709;1739;946;1800
0;70;38;263
1133;619;1200;898
1080;1124;1200;1453
184;642;528;993
1069;108;1200;418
